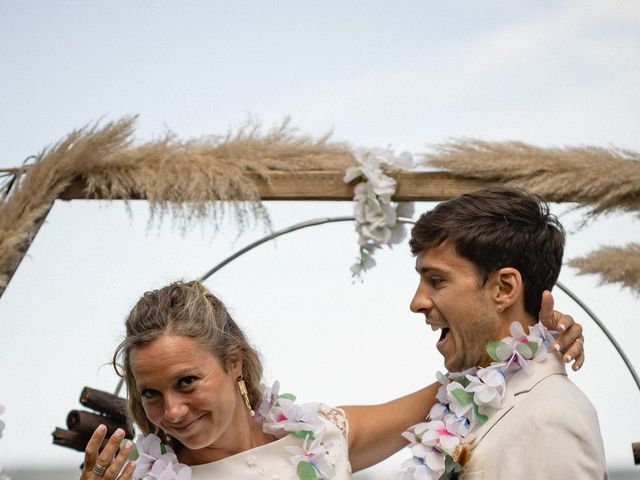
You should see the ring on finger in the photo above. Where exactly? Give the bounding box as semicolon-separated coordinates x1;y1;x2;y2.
93;462;108;477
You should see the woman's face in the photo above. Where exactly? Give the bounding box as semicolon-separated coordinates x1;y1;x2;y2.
130;334;244;450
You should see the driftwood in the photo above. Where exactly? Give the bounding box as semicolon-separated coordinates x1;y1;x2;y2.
52;427;101;453
66;410;132;438
80;386;128;424
52;387;131;453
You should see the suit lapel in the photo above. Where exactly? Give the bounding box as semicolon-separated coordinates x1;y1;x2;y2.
466;354;567;447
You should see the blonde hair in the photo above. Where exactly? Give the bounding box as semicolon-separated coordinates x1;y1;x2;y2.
113;280;263;438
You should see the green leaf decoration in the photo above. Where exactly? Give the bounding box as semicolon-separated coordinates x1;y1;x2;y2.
442;454;464;479
292;430;315;440
278;392;297;403
486;340;502;361
457;376;470;388
296;461;319;480
473;403;488;424
516;342;538;360
450;387;473;406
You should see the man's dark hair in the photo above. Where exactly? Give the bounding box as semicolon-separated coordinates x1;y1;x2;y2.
409;185;565;317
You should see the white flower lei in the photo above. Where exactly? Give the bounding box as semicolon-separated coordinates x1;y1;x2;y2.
399;321;558;480
130;382;336;480
344;148;415;277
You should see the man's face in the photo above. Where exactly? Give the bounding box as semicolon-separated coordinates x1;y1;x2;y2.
410;240;501;371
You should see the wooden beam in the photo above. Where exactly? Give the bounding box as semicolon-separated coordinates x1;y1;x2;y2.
58;171;489;202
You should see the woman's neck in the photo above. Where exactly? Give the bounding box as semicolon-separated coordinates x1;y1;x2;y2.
178;412;275;466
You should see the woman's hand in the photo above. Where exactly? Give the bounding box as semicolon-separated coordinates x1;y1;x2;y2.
81;425;136;480
539;290;585;371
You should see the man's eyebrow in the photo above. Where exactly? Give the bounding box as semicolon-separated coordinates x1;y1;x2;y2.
415;265;448;275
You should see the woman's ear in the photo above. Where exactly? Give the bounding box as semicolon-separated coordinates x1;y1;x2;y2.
494;267;523;310
226;355;243;377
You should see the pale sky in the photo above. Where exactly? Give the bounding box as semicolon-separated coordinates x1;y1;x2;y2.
1;1;639;476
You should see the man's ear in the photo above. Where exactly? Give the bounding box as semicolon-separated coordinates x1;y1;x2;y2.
493;267;523;310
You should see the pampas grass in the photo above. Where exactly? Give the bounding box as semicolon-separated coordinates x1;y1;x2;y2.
425;139;640;216
0;116;354;291
569;244;640;294
425;139;640;294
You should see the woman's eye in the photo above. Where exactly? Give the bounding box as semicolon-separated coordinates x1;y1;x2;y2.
179;376;198;388
141;389;158;399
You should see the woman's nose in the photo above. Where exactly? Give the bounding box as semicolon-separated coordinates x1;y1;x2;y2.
163;394;188;423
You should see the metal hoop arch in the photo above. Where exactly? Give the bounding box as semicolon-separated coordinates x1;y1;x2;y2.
198;215;640;394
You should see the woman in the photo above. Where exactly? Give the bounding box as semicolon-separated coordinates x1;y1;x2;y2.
81;281;585;479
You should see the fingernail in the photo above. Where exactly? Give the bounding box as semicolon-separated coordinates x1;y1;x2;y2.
553;343;561;352
115;428;125;437
97;424;106;433
573;364;580;371
559;324;566;331
124;440;133;449
565;355;572;363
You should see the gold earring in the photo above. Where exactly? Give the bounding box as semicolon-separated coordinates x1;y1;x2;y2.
238;374;255;416
497;305;503;312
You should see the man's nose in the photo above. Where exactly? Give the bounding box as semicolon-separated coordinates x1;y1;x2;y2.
410;285;432;314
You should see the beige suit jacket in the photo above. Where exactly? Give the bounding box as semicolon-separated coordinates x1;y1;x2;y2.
461;354;607;479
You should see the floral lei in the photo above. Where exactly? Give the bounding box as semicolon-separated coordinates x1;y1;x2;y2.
129;382;338;480
400;321;558;480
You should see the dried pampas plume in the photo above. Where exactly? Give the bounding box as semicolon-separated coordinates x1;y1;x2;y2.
570;244;640;294
424;140;640;216
0;116;354;290
425;139;640;293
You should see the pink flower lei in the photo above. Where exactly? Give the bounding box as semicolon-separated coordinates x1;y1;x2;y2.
399;321;558;480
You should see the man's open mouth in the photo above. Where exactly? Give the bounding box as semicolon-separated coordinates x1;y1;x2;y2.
438;327;450;344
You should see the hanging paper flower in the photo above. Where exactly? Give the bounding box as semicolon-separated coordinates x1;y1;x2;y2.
344;147;414;278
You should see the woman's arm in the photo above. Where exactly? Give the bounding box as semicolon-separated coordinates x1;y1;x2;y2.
341;383;438;472
342;291;585;472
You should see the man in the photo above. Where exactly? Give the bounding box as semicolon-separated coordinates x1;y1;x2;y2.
408;185;607;478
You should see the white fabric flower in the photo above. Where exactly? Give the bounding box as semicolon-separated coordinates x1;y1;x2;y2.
285;435;335;479
465;367;507;415
445;382;474;419
262;399;325;438
132;434;190;480
402;444;446;479
254;381;280;425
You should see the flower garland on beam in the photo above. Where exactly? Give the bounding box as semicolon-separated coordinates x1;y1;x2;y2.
399;321;558;480
343;148;415;277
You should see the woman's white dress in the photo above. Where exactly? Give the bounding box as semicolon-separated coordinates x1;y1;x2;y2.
190;405;351;480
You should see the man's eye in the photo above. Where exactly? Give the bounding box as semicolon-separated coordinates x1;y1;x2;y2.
430;277;443;287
